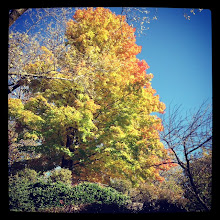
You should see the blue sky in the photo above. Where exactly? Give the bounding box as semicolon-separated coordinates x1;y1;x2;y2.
111;8;212;112
139;8;212;111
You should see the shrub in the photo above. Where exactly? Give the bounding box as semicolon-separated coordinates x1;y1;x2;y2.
9;175;35;211
49;168;72;185
9;178;130;212
29;181;73;210
109;178;132;195
71;182;130;207
128;182;187;213
9;168;40;211
37;182;131;213
14;168;39;183
9;169;73;212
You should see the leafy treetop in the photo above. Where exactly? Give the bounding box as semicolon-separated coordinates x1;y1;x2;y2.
8;7;175;185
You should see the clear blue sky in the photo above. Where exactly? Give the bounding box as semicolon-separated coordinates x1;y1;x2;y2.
112;7;212;112
12;7;212;113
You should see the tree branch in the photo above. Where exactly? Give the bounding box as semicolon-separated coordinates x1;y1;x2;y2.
9;8;28;27
152;161;177;168
170;147;186;170
8;72;76;94
186;136;212;156
8;72;75;81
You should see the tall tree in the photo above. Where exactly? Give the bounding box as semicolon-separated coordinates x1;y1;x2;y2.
8;7;174;185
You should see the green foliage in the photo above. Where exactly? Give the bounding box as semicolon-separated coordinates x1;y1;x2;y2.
9;170;129;212
8;168;40;211
32;182;130;213
9;169;72;211
13;168;39;183
29;181;73;210
71;182;129;206
8;171;36;212
49;168;72;185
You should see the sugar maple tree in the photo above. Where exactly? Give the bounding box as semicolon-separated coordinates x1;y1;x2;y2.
8;7;176;185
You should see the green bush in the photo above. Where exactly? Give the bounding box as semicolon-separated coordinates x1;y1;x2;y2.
14;168;39;183
9;176;130;212
9;168;40;211
36;182;130;213
71;182;129;207
109;178;132;195
49;168;72;185
9;175;35;211
29;181;73;210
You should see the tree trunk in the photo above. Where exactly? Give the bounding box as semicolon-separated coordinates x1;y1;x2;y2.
187;169;210;211
61;127;78;170
184;143;210;211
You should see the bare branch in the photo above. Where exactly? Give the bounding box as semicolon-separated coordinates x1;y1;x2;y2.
152;161;177;168
186;136;212;156
8;72;76;82
161;101;212;211
9;8;28;27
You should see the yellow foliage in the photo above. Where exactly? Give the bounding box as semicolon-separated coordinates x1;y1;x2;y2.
8;7;171;185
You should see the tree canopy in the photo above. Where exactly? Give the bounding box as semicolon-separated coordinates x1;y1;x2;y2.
9;7;176;185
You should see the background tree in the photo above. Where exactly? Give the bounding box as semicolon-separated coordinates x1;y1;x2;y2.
111;166;187;212
160;101;212;211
